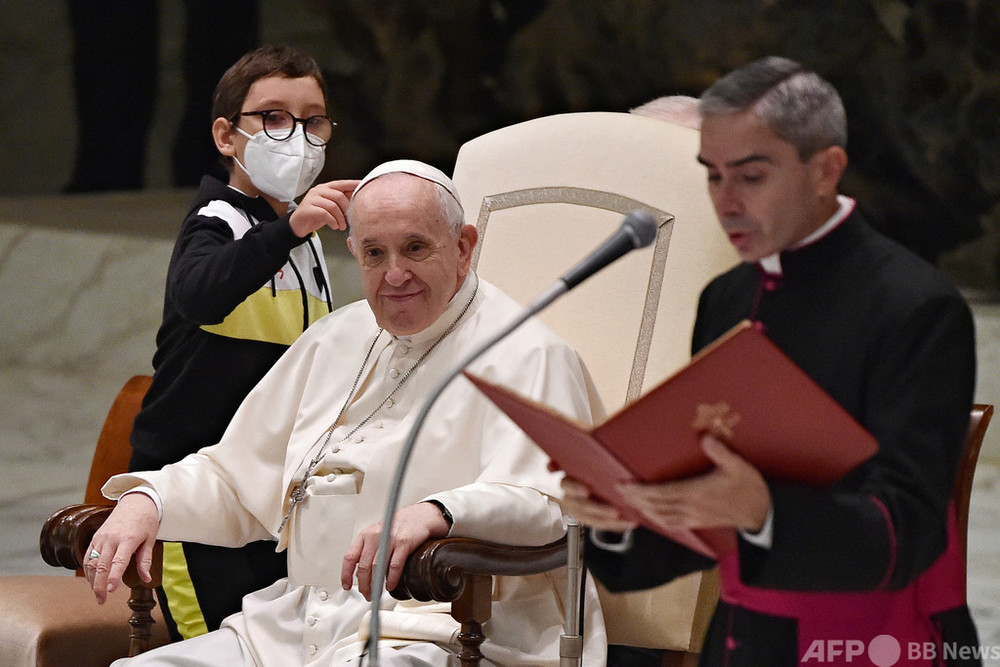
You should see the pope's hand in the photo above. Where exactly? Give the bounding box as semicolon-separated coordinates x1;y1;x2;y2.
341;502;451;600
83;492;160;604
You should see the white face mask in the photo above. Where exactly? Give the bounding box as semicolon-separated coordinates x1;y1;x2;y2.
235;126;326;202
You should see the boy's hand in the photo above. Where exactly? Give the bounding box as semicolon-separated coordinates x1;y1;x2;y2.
290;179;360;237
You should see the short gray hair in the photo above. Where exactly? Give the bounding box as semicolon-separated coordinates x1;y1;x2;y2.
630;95;701;130
699;56;847;160
433;182;466;237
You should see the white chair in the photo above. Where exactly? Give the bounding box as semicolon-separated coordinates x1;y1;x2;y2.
396;110;738;664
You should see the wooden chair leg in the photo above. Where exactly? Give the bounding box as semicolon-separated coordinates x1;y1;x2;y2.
451;573;492;666
122;540;164;656
127;586;158;656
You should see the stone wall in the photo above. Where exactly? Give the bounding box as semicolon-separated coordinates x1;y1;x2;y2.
3;0;998;285
1;0;998;277
313;0;1000;280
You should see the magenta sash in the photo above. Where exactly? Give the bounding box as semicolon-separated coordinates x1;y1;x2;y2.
715;504;964;665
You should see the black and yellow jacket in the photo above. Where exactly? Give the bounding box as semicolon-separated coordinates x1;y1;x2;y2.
130;175;334;470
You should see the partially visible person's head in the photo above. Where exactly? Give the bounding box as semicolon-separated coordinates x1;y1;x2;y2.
212;45;329;172
346;160;476;336
630;95;701;130
696;57;849;262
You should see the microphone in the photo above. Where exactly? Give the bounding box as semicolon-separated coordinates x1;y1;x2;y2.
559;209;659;290
365;209;659;664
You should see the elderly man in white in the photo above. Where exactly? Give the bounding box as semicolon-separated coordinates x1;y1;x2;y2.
85;159;608;666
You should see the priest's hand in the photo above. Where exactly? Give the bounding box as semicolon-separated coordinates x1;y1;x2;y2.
617;432;772;534
83;492;160;605
289;179;360;237
559;478;637;532
342;501;451;600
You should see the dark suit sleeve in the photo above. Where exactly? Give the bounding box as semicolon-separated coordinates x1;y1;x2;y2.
740;294;975;591
585;528;715;592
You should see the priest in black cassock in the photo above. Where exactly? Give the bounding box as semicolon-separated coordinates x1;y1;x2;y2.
561;56;979;666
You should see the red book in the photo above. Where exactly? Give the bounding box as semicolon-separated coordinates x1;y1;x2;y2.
465;321;878;558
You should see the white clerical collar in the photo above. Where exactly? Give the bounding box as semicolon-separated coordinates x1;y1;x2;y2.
758;195;855;276
392;272;479;345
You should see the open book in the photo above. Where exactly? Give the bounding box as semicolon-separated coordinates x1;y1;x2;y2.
465;320;878;558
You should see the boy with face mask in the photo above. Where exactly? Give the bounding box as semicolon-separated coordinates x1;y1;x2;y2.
127;45;359;643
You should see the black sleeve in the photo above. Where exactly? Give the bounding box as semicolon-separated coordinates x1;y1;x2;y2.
167;212;306;324
584;528;715;593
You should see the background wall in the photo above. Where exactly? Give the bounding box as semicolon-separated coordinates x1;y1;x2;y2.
3;0;999;285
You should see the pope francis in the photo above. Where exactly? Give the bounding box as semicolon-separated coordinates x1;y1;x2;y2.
85;160;608;666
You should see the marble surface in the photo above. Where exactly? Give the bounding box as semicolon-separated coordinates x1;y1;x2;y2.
0;191;997;664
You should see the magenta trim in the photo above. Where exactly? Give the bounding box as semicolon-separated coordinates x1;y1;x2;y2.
714;500;966;663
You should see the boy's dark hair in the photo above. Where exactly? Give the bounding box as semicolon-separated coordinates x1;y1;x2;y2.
213;45;329;169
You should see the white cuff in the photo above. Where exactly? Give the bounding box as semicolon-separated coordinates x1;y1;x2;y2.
739;506;774;549
589;528;634;553
120;486;163;521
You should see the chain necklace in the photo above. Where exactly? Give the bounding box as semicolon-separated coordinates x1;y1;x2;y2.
278;277;479;533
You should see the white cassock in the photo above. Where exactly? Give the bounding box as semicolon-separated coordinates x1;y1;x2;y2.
104;273;608;666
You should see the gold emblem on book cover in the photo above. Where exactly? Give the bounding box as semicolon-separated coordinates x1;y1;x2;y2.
692;402;741;440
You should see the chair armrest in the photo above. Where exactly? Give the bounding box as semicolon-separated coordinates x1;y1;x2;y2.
39;503;166;656
391;536;568;602
40;504;113;572
39;503;162;588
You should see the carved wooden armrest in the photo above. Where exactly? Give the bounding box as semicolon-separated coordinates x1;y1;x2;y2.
39;503;164;656
392;536;567;664
392;535;568;602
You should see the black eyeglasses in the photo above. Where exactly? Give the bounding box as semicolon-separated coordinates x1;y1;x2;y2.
238;110;336;146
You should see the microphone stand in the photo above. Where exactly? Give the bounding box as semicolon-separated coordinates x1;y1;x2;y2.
560;517;584;667
366;280;568;665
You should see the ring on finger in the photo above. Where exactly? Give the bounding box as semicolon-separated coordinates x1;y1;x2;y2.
88;549;101;560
